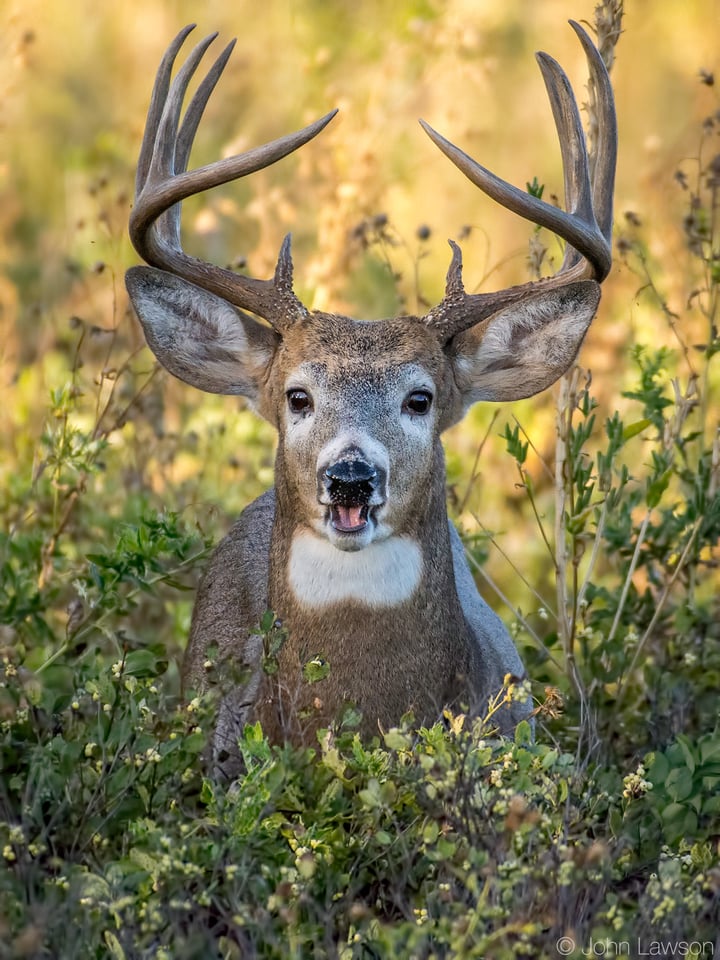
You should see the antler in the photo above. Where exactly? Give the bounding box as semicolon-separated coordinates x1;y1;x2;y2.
421;20;616;342
129;25;338;330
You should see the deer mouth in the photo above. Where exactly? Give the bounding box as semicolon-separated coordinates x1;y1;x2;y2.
319;450;387;542
330;502;370;533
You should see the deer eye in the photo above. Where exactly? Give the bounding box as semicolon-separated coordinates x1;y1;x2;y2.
402;390;433;416
287;389;313;415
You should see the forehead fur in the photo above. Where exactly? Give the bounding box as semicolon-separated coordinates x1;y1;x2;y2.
277;312;446;378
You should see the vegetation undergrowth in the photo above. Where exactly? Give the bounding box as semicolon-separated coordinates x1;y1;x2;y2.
2;2;720;957
2;656;718;959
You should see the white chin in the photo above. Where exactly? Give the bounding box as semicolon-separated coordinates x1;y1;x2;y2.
326;520;375;552
310;508;390;551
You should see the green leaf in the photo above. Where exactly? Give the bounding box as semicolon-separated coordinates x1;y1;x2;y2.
665;767;694;803
128;849;159;874
321;746;347;780
514;720;533;746
384;729;412;752
526;176;544;199
340;706;363;729
647;751;670;786
423;821;439;844
136;783;150;812
184;731;207;754
646;470;671;508
661;801;688;824
74;870;112;902
661;803;698;844
675;734;697;773
699;736;720;764
123;649;161;678
359;778;382;809
437;837;457;858
260;609;276;633
200;778;215;804
302;657;330;683
503;423;528;464
104;932;127;960
243;722;264;745
621;418;652;441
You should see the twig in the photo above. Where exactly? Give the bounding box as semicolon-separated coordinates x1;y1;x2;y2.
605;508;651;647
613;515;702;709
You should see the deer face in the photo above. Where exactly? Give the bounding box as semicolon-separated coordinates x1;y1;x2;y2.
270;315;453;551
127;265;464;551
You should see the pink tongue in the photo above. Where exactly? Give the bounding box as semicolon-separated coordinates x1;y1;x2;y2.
334;504;365;531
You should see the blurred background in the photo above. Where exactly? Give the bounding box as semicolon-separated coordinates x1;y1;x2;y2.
1;0;718;649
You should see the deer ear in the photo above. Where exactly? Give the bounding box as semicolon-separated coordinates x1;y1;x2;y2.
126;266;279;402
450;280;600;407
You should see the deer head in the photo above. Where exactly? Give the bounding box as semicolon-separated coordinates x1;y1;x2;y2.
126;22;615;557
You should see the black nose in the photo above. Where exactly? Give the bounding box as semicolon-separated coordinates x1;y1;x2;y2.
325;459;377;485
323;457;378;504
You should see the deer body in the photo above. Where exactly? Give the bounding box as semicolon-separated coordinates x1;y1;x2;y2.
187;488;523;754
125;23;616;770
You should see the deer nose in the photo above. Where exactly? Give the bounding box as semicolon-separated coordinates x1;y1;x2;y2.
324;458;378;503
319;448;384;506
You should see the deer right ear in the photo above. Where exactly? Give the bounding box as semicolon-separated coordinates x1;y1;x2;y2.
449;280;600;408
125;266;280;402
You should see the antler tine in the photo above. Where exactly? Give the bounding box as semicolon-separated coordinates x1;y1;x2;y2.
421;21;616;342
175;40;235;177
135;24;196;196
153;36;236;257
570;19;616;244
534;48;596;273
147;31;220;186
144;30;225;251
419;117;605;275
128;26;338;329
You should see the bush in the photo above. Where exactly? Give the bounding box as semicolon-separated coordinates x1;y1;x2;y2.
3;644;717;959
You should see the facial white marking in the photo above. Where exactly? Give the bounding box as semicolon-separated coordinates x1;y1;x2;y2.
280;360;439;545
288;531;423;609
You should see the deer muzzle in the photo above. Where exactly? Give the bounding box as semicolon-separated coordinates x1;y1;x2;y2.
319;450;386;534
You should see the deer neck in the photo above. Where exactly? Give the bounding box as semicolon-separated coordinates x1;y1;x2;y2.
269;440;460;609
261;442;475;742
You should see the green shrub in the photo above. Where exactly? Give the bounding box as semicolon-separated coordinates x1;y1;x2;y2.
2;646;718;957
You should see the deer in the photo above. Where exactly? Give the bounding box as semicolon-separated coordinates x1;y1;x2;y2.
125;21;616;773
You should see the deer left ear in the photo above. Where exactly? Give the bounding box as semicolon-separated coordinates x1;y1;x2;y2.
449;280;601;407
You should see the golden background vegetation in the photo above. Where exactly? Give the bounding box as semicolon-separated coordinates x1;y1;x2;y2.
1;0;718;629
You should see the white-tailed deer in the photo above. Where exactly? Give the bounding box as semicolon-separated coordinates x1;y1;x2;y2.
126;23;615;771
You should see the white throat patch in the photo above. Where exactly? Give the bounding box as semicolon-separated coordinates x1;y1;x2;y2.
288;531;423;609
